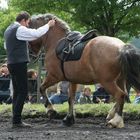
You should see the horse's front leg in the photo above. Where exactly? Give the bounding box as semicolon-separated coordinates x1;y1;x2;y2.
40;75;60;119
63;83;77;126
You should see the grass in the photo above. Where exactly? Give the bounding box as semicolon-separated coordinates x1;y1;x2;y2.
1;103;140;119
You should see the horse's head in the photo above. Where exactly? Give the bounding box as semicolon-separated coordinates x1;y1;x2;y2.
28;14;70;55
28;14;51;55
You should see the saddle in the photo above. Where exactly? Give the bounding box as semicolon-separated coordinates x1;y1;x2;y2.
56;29;98;61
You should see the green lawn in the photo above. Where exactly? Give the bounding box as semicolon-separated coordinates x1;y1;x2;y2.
1;103;140;119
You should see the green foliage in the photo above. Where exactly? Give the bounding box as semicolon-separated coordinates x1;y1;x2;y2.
70;0;140;37
0;0;140;56
9;0;84;32
9;0;140;39
0;9;17;54
9;0;49;14
10;0;73;15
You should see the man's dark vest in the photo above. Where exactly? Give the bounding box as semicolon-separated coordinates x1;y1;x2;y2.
4;23;29;64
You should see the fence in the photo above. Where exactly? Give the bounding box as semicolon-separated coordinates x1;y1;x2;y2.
0;54;45;103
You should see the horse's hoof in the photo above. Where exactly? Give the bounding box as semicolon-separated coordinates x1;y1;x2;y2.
62;115;75;127
106;121;123;128
106;119;124;128
106;122;115;128
47;110;57;120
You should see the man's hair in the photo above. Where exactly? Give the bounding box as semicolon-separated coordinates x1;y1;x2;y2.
16;11;30;22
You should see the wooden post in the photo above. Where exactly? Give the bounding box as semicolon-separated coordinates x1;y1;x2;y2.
37;57;42;103
37;53;45;103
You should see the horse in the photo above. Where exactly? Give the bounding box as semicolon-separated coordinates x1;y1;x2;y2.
28;13;140;128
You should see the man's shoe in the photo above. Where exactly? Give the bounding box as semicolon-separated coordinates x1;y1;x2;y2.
12;122;32;128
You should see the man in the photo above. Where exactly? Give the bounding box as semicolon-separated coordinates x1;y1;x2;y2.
49;81;69;104
78;87;92;104
92;84;110;104
0;64;11;104
4;11;55;128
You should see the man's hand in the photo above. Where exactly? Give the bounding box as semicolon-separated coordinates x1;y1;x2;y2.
48;19;55;27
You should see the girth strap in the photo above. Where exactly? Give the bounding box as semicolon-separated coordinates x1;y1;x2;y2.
60;60;69;81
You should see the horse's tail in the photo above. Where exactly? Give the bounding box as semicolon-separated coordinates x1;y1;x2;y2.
119;44;140;90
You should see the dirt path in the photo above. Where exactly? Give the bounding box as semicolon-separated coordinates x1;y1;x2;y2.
0;116;140;140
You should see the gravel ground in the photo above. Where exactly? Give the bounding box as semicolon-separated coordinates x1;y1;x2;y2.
0;116;140;140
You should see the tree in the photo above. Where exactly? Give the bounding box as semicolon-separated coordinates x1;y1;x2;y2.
9;0;140;39
0;9;16;55
9;0;85;31
70;0;140;38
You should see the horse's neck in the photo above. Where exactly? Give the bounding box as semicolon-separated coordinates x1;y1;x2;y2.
46;31;66;51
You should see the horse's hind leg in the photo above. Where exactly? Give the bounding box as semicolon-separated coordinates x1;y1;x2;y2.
40;75;60;119
63;83;77;126
102;81;126;128
106;79;126;122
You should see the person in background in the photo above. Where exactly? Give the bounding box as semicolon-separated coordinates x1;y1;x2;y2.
75;84;84;103
133;88;140;104
92;84;110;103
78;87;92;104
27;69;37;103
49;81;69;104
0;63;11;104
4;11;55;128
46;84;57;98
0;63;9;77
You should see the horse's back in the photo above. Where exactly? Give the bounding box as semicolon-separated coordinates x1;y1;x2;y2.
64;35;125;84
90;36;125;49
86;36;125;62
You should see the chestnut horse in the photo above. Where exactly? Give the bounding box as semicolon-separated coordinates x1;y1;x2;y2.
29;14;140;128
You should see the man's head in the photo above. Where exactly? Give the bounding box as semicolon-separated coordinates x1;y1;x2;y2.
16;11;30;27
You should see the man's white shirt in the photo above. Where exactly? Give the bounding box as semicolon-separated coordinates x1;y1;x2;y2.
15;22;49;41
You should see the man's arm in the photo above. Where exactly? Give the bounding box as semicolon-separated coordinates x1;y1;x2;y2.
16;19;55;41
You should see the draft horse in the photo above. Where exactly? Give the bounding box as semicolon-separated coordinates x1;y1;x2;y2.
29;14;140;128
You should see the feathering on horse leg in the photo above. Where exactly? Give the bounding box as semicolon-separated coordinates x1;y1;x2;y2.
109;90;125;128
106;103;117;121
107;89;123;120
102;82;125;128
107;79;127;121
107;91;125;128
101;82;116;121
63;83;77;126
